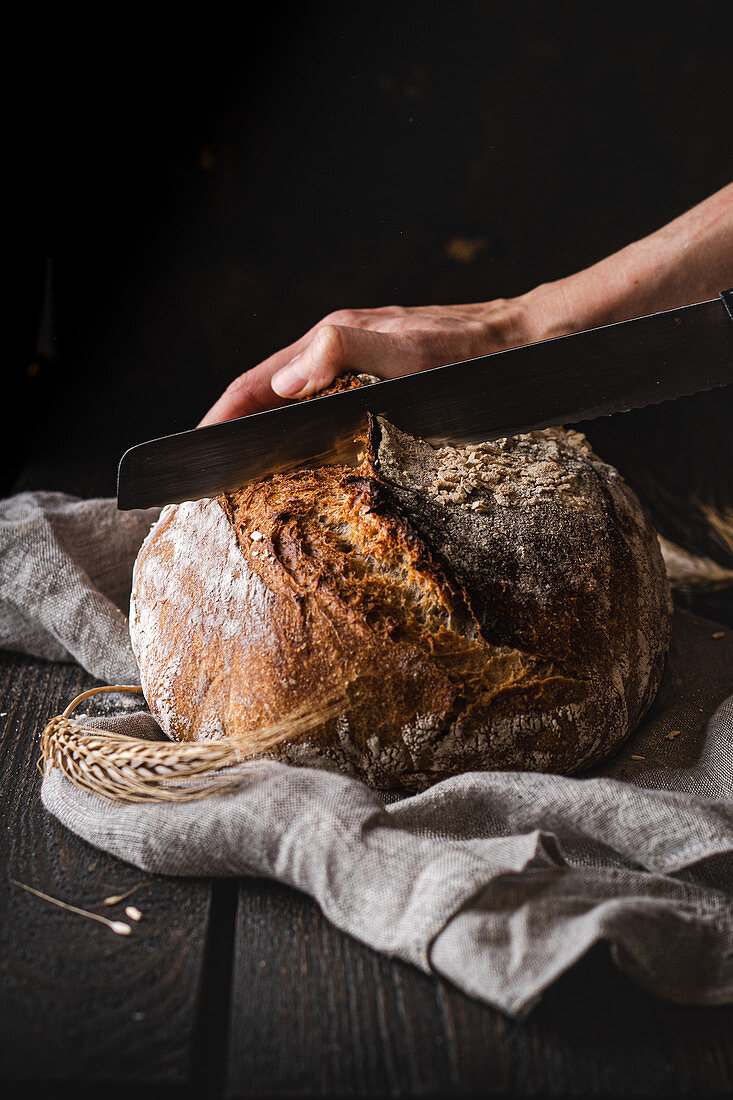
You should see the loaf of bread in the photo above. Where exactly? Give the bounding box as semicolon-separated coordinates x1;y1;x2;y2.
130;402;671;789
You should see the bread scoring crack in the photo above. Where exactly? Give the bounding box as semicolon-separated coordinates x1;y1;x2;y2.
220;462;559;738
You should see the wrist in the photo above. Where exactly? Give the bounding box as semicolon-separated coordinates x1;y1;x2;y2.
519;239;669;341
513;281;586;342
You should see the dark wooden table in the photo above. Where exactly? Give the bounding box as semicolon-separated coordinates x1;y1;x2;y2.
1;466;732;1099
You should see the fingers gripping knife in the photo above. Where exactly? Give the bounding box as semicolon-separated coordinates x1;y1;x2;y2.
118;291;733;510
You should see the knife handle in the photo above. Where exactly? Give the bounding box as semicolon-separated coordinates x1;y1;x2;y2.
720;288;733;324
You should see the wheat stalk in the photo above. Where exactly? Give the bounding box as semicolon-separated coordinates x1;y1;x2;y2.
40;685;339;804
658;535;733;592
11;879;132;935
699;502;733;557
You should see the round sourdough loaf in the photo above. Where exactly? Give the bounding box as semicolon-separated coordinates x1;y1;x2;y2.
129;411;671;789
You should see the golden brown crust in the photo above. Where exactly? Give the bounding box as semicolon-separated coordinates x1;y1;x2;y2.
130;409;671;789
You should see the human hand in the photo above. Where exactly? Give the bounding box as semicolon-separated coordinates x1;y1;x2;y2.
199;181;733;427
198;297;553;426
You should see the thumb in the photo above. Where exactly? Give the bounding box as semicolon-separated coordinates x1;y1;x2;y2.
270;324;409;399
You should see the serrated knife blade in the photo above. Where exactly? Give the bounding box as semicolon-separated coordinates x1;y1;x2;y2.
117;291;733;509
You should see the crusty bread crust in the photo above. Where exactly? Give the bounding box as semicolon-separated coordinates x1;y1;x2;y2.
130;414;671;789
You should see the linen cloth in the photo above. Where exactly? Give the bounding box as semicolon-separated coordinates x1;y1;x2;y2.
2;491;732;1017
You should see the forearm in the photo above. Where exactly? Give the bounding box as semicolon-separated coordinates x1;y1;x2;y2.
523;181;733;337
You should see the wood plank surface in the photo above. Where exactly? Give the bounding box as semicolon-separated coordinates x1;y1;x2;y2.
0;651;215;1090
226;878;733;1099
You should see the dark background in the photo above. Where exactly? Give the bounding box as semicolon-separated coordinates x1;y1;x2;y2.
10;1;733;592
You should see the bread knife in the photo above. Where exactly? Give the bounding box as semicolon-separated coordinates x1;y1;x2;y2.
117;290;733;509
